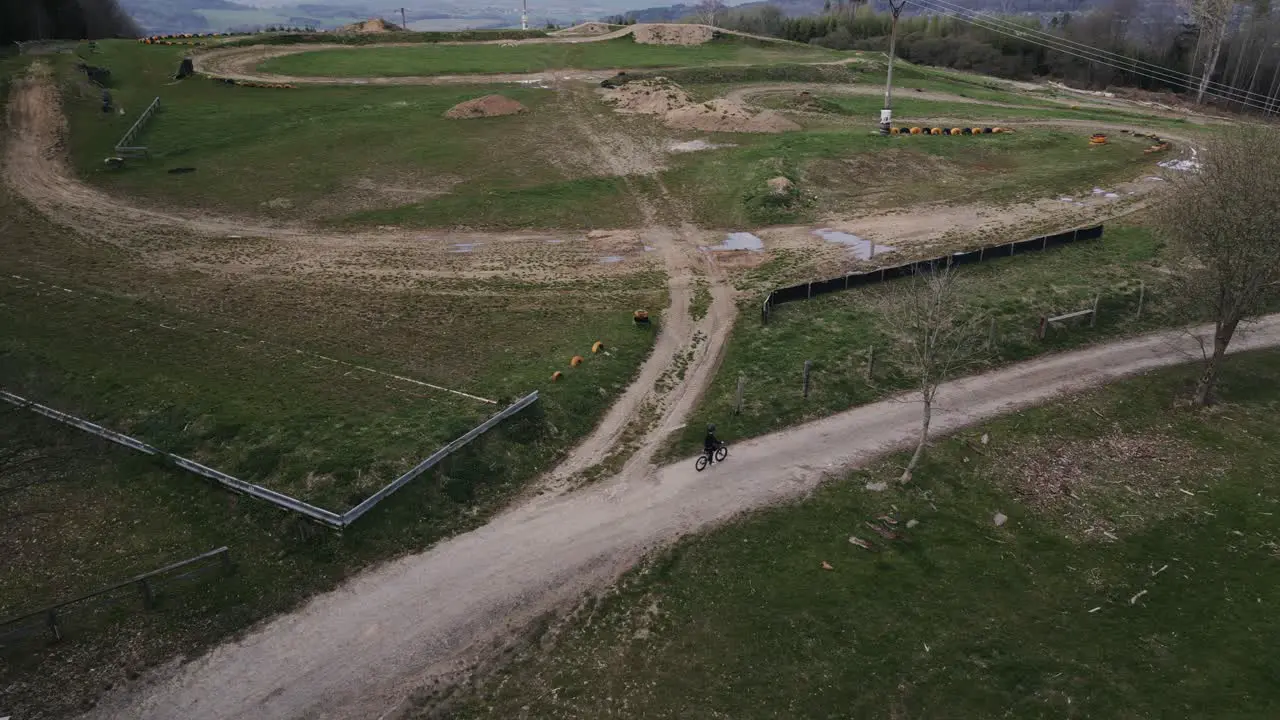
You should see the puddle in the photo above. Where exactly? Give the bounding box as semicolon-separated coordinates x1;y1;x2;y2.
599;255;625;264
703;232;764;252
546;239;564;244
450;243;480;253
668;139;736;153
813;229;896;261
643;246;656;252
1158;147;1201;172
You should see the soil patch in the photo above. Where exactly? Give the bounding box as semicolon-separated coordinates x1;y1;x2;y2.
603;79;800;134
632;23;715;45
550;22;615;37
444;94;528;119
340;18;403;33
994;427;1220;541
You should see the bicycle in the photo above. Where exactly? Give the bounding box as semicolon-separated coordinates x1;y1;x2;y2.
695;441;729;472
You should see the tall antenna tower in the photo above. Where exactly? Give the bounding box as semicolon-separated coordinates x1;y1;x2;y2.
521;0;529;30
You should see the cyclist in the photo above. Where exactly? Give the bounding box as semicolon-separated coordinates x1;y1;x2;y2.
703;423;720;463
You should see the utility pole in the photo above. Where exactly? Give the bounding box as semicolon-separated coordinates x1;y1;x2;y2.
880;0;909;135
400;7;407;30
522;0;529;30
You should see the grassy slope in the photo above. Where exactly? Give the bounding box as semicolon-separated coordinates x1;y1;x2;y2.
661;129;1157;228
669;225;1176;456
1;52;664;715
63;42;642;228
259;36;840;77
461;351;1280;719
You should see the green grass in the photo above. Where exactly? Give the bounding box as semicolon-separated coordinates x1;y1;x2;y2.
227;29;549;47
459;351;1280;719
662;128;1157;228
669;225;1181;456
259;36;842;78
59;41;637;227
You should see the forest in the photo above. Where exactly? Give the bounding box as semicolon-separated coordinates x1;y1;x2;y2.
1;0;139;44
712;0;1280;113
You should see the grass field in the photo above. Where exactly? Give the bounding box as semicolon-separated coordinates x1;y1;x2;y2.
661;128;1157;228
460;351;1280;719
667;225;1183;456
258;36;841;78
59;42;650;228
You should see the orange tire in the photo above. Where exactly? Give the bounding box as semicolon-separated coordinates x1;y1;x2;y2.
592;341;604;353
571;355;584;367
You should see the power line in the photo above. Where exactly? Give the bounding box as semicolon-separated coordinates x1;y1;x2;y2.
905;0;1275;111
919;0;1276;105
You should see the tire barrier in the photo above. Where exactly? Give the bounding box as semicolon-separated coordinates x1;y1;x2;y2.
592;341;604;354
570;355;584;367
214;78;295;89
633;309;650;325
1090;133;1109;145
139;33;240;46
551;371;563;382
893;126;1007;137
760;224;1105;324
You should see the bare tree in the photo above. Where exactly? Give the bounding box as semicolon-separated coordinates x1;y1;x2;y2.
695;0;725;26
1155;126;1280;405
1183;0;1239;104
884;265;986;483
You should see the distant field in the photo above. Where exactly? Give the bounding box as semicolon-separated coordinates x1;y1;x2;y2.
258;36;842;77
59;42;647;228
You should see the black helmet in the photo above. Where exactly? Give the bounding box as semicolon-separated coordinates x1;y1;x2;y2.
707;423;716;432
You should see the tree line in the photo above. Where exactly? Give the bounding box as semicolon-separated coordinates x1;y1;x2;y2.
710;1;1280;113
1;0;139;44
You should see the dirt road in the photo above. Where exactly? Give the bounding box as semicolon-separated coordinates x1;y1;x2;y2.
82;316;1280;720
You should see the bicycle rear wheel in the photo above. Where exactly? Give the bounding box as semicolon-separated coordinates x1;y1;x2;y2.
695;455;709;472
714;445;728;462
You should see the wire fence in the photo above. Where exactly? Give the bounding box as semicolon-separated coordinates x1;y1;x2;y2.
761;224;1105;324
1;389;539;529
0;547;232;651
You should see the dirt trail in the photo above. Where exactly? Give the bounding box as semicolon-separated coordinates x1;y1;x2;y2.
82;316;1280;720
537;84;735;491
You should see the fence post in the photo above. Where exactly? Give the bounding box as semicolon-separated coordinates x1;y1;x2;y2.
734;375;746;415
1136;281;1145;320
865;345;876;380
47;609;62;641
1090;293;1101;328
1037;315;1047;340
807;281;812;299
803;361;812;398
987;317;997;351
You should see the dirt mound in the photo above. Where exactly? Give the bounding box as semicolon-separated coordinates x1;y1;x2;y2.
632;23;715;45
602;79;800;134
340;17;402;33
444;94;528;119
550;22;615;36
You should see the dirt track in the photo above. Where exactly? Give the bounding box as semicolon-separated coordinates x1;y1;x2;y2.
79;315;1280;720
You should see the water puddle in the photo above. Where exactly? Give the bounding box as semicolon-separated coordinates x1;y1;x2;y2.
599;255;625;264
813;229;896;261
450;243;480;253
643;246;656;252
703;232;764;252
668;139;736;154
546;239;564;244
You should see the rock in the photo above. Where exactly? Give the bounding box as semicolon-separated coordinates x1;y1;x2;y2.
981;433;990;445
906;519;920;529
994;512;1008;527
821;560;834;570
865;481;888;492
767;176;794;195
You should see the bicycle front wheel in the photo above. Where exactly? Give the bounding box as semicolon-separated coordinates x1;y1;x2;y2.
714;445;728;462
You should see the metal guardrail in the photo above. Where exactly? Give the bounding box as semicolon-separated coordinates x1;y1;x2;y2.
0;547;231;642
115;96;161;157
2;388;539;528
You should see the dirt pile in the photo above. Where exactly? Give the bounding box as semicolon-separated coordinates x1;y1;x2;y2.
602;79;800;133
550;22;615;36
340;18;402;33
444;94;528;119
632;23;715;45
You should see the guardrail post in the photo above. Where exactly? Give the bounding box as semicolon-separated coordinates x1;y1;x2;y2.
1090;293;1101;328
866;345;876;380
1136;281;1145;320
987;317;997;351
734;375;745;415
1037;315;1047;340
